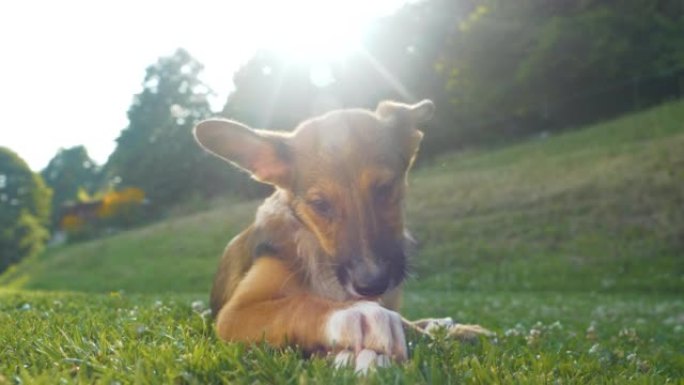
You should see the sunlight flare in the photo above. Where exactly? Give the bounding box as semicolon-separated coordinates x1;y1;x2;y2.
228;0;406;62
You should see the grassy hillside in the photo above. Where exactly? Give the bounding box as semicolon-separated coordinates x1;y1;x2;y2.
2;101;683;294
0;200;258;294
2;102;684;384
410;101;684;293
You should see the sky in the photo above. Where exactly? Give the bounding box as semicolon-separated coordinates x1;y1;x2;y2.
0;0;408;171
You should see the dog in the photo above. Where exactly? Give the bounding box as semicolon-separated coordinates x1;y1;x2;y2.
193;100;489;372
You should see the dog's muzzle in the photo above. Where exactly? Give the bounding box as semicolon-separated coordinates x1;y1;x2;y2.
337;260;391;298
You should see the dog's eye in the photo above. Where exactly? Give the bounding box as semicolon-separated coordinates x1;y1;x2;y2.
374;181;395;202
308;198;333;217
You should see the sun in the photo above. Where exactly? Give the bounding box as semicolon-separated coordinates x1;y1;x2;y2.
236;0;407;62
183;0;410;109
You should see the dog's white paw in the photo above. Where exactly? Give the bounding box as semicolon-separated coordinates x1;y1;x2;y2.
326;301;407;361
334;349;390;374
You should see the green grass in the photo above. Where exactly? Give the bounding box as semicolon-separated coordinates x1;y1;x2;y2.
2;101;684;383
0;200;258;294
1;290;682;384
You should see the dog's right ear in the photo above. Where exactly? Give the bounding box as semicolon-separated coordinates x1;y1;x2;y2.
194;119;291;186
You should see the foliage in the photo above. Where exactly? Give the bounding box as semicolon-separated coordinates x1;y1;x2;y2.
0;147;51;273
220;0;466;131
105;49;263;212
97;187;145;221
439;0;684;140
220;0;684;155
224;51;313;129
60;214;85;234
41;145;100;227
58;187;148;242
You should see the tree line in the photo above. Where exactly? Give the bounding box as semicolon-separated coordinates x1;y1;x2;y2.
2;0;683;272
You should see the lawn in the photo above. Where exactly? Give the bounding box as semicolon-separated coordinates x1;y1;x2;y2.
2;102;684;384
2;290;682;384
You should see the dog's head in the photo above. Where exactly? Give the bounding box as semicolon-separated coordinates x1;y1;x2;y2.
194;100;434;298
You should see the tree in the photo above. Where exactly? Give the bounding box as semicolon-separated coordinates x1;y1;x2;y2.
106;48;255;210
438;0;684;141
224;50;339;130
219;0;470;155
41;146;100;226
218;0;684;161
0;147;51;273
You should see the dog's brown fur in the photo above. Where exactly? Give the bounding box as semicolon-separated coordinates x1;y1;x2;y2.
194;100;437;364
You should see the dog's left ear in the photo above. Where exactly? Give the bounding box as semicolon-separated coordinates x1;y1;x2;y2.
376;99;435;158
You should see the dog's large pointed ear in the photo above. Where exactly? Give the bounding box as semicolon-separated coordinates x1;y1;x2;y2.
193;119;291;186
376;99;435;159
408;99;436;124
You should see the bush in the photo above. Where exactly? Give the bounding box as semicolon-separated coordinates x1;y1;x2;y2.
58;187;148;242
0;147;51;272
97;187;147;227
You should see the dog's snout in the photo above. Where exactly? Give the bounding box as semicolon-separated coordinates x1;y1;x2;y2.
350;262;390;297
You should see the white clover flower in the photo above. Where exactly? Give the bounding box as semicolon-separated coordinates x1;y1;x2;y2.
588;343;600;354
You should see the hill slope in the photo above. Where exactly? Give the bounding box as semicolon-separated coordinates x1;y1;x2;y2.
2;101;683;294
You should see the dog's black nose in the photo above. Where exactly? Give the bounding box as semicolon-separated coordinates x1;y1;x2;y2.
351;267;390;297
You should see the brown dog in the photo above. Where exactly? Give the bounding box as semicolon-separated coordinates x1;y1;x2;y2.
194;100;486;372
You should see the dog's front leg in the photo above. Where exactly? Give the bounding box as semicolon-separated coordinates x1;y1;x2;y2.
215;257;407;370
